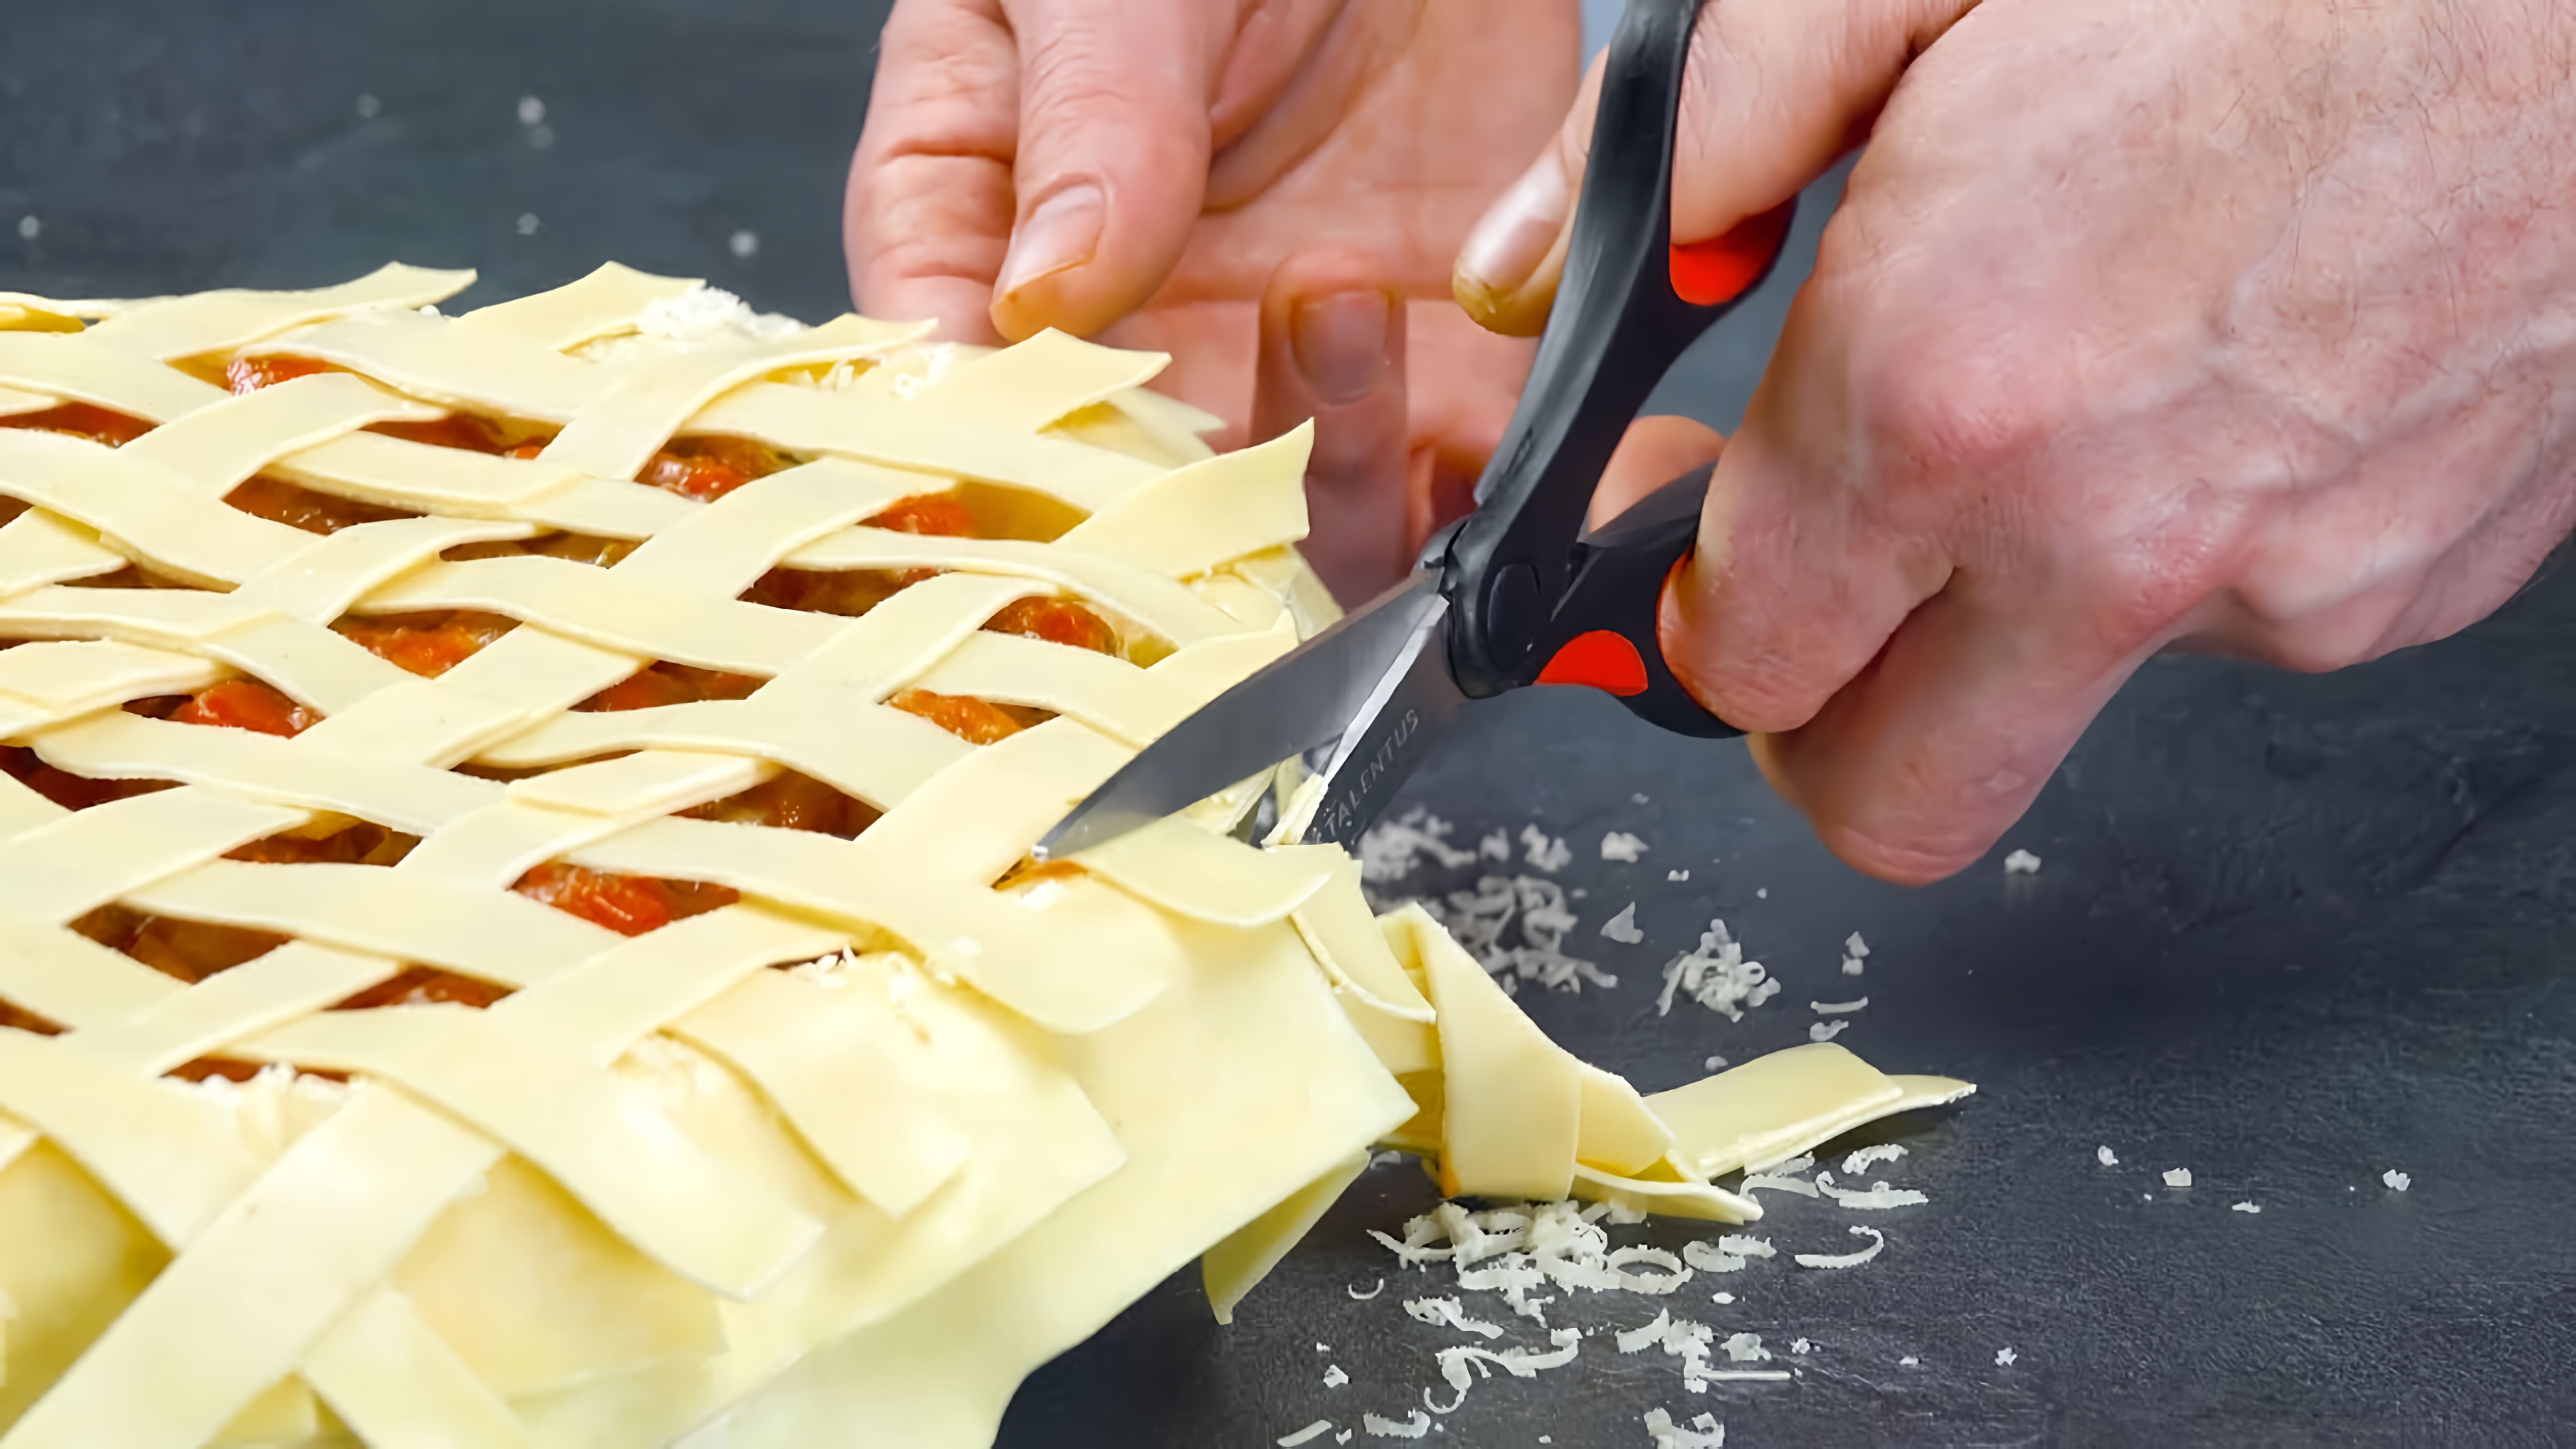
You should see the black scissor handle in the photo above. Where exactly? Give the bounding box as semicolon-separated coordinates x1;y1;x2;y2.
1436;0;1792;734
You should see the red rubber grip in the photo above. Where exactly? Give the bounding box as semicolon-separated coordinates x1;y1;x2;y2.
1536;629;1649;696
1668;201;1795;306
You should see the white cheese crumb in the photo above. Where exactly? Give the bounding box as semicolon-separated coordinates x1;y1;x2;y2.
2003;849;2043;874
1712;1291;1733;1304
1755;887;1767;898
1721;1332;1769;1362
2383;1169;2411;1192
516;212;540;236
1794;1226;1885;1269
1420;873;1614;993
1632;792;1651;804
1996;1346;2018;1367
1348;1278;1385;1300
1479;829;1510;860
729;229;761;259
1357;808;1480;881
355;93;381;119
1642;1408;1726;1448
1899;1355;1919;1366
1323;1364;1349;1388
1668;868;1690;881
1317;1342;1331;1352
1339;1435;1354;1445
1602;831;1649;862
2163;1168;2192;1188
1814;1172;1928;1209
1790;1338;1812;1355
1521;825;1572;871
1403;1297;1504;1340
517;95;546;125
1363;1409;1431;1439
2097;1145;2119;1167
2231;1201;2262;1214
1654;918;1777;1020
1808;1020;1849;1043
1701;1055;1727;1072
1842;1144;1906;1174
1600;902;1645;944
1810;997;1869;1015
1280;1421;1335;1446
1739;1172;1820;1199
1841;956;1865;976
1844;932;1870;958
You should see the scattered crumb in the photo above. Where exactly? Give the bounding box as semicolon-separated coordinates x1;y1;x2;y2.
2383;1169;2410;1192
1520;825;1573;871
1845;932;1870;958
1602;831;1649;862
1702;1055;1727;1072
1808;1020;1849;1043
1278;1421;1333;1446
1668;868;1690;881
1842;1144;1905;1173
1790;1338;1812;1355
1995;1347;2018;1367
1641;1409;1726;1448
516;95;546;126
1347;1278;1384;1300
354;94;381;119
729;229;760;259
1655;918;1778;1020
2231;1201;2261;1215
2004;849;2043;874
1809;997;1869;1015
1600;902;1645;944
2162;1168;2192;1188
1712;1291;1733;1304
1899;1355;1919;1367
2097;1145;2119;1167
1841;957;1865;976
516;212;540;236
1322;1364;1348;1388
1316;1342;1330;1352
14;216;37;242
1755;887;1767;899
1632;793;1650;804
1721;1332;1768;1363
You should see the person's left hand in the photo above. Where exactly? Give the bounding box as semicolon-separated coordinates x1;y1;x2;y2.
844;0;1580;601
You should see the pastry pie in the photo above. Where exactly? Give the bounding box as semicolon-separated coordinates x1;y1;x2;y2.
0;264;1968;1448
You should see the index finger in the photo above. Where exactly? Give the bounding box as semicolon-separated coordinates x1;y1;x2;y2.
844;0;1020;341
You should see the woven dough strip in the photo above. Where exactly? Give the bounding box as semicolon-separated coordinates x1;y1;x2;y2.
0;264;1970;1449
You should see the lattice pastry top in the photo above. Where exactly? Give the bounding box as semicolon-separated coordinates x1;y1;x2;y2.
0;264;1966;1449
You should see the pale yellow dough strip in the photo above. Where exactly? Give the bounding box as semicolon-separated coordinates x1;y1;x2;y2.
0;333;229;423
83;263;476;361
458;261;701;351
32;712;500;835
1059;424;1312;580
300;1289;534;1449
0;641;223;717
913;329;1169;431
0;789;306;925
117;371;441;494
0;432;317;589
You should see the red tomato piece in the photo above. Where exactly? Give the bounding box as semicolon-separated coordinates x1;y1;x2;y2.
0;403;155;445
866;495;977;536
576;663;764;712
170;679;316;738
986;597;1117;655
512;862;675;936
333;966;515;1011
224;356;333;393
890;688;1029;745
334;610;516;678
225;474;415;534
683;770;879;837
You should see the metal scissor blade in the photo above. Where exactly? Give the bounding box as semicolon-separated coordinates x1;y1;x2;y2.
1296;591;1468;849
1033;571;1448;861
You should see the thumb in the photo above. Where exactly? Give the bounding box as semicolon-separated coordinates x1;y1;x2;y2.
986;0;1231;342
1251;251;1416;606
1454;0;1980;335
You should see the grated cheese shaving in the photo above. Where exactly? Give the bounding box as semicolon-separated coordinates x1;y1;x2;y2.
1669;869;1691;881
2383;1169;2410;1192
1738;1173;1820;1199
1996;1346;2018;1366
1404;1298;1505;1340
1793;1226;1886;1269
1809;997;1869;1015
1842;1144;1906;1173
1643;1408;1727;1448
1600;903;1645;944
2097;1145;2119;1167
1813;1172;1927;1210
1363;1409;1432;1439
2163;1168;2192;1188
1654;919;1779;1020
1521;826;1573;872
1349;1278;1386;1300
1358;808;1481;883
1807;1021;1849;1043
1601;831;1648;862
2003;849;2042;874
1422;1328;1582;1414
2231;1202;2261;1215
1721;1332;1769;1363
1281;1421;1336;1446
1420;874;1614;993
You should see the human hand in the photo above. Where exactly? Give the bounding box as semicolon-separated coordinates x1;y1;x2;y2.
846;0;1580;601
1468;0;2576;883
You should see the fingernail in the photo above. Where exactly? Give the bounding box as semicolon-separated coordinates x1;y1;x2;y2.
1291;290;1394;406
996;180;1104;299
1457;153;1571;300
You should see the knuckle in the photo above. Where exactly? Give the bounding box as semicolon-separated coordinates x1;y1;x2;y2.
1857;311;2072;480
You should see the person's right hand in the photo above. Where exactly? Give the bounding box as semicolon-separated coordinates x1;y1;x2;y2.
1470;0;2576;884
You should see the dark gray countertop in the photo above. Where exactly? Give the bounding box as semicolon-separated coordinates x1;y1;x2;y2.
8;4;2570;1444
